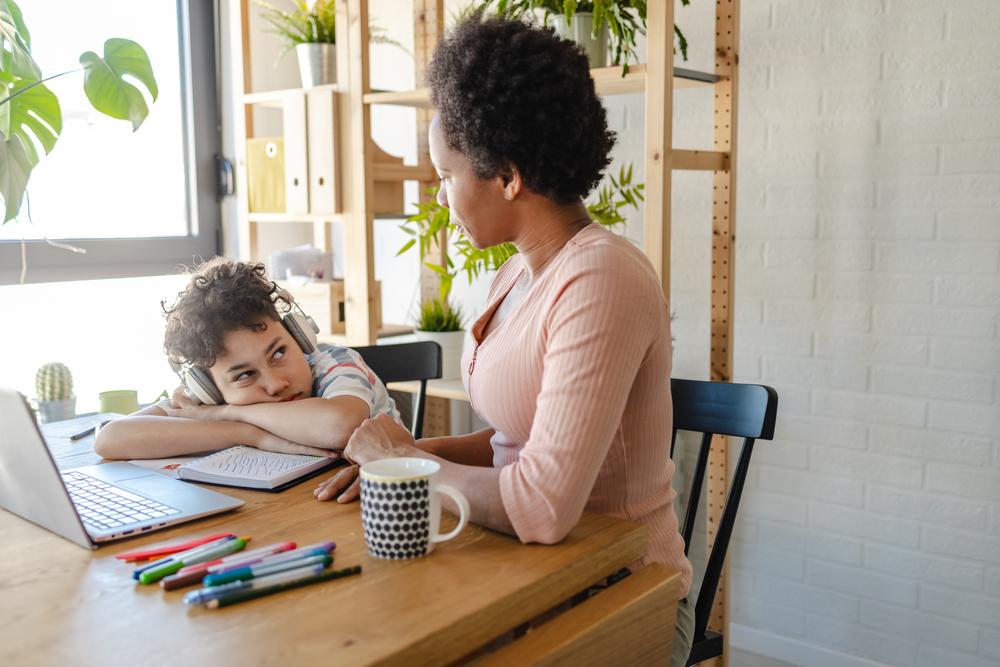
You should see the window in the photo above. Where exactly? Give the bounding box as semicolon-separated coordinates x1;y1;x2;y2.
0;0;220;284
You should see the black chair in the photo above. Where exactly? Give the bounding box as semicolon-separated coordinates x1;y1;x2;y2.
670;378;778;667
352;341;442;439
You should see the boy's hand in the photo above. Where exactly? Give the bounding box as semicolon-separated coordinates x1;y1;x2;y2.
170;385;199;408
164;402;226;421
253;429;340;459
314;464;360;503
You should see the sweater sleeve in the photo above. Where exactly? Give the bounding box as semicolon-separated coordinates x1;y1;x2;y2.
498;248;662;544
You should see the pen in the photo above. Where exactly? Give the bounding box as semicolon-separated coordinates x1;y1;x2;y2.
70;419;113;441
204;565;362;608
132;535;236;580
161;541;297;590
117;532;235;562
184;561;333;606
139;537;249;585
203;554;332;587
209;542;334;575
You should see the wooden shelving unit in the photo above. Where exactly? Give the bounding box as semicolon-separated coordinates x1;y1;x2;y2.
233;1;739;662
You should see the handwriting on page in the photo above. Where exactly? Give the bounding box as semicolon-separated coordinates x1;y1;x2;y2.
209;448;322;480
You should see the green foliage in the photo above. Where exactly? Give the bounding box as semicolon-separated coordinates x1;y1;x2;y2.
0;0;157;223
417;298;464;332
398;163;644;302
255;0;337;51
473;0;691;69
36;362;73;401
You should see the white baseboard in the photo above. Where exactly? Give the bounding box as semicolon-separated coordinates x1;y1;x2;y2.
729;623;892;667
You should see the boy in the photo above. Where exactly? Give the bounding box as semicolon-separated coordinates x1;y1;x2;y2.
95;258;398;481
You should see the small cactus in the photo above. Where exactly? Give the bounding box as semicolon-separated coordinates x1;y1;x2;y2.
36;362;74;402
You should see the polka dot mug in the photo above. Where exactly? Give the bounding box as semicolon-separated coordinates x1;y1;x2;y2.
359;458;470;560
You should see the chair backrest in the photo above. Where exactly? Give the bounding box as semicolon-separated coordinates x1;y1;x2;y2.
352;342;442;439
670;378;778;666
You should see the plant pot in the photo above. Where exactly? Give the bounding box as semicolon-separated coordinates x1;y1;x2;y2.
296;43;337;88
550;13;608;68
38;398;76;424
414;330;466;381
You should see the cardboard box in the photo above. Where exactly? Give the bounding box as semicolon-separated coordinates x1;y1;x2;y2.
279;279;382;335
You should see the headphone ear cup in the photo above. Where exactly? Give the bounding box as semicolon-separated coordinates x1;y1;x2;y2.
184;367;224;405
283;313;317;354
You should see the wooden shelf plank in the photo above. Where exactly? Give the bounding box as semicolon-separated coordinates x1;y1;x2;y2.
363;66;720;108
247;212;344;224
373;162;437;182
242;83;344;107
387;378;470;402
672;149;729;171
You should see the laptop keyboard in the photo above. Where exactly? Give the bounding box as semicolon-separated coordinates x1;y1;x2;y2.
61;471;181;531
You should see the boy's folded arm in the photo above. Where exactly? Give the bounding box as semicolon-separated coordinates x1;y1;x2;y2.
94;415;264;460
220;396;370;451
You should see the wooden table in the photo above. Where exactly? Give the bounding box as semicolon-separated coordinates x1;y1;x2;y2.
0;415;678;666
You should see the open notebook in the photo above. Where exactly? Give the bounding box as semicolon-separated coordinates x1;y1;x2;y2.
173;446;341;492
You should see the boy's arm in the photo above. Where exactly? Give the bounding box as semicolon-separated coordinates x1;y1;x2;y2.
95;412;335;461
213;396;369;450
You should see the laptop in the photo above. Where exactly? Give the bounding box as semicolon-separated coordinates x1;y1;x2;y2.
0;388;244;549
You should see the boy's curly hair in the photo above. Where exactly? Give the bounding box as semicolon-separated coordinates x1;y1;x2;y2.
163;258;290;369
426;13;616;204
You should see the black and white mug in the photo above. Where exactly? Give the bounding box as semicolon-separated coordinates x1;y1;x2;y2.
359;458;470;560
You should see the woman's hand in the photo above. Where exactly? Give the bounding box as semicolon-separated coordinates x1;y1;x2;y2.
314;464;360;503
343;414;420;467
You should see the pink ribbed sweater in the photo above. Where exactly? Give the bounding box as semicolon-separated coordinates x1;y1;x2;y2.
461;223;692;598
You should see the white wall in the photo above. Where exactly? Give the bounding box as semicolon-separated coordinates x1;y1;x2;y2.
710;2;1000;666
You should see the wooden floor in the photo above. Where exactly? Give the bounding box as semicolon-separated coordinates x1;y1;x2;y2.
730;649;801;667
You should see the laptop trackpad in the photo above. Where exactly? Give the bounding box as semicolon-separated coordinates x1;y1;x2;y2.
118;475;191;505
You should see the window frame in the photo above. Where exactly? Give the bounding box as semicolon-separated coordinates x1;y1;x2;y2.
0;0;221;285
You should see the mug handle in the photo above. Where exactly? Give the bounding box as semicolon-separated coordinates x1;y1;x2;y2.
430;483;470;544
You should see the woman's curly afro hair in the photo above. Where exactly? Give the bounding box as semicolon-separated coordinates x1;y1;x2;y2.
162;258;290;369
426;13;616;204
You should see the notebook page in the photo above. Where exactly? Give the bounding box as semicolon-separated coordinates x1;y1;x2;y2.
185;446;323;482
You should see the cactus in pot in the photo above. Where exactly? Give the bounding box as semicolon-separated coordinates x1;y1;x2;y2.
36;362;77;423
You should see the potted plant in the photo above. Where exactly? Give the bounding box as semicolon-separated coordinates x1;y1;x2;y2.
35;362;75;423
477;0;690;73
256;0;337;88
0;0;158;223
413;297;466;381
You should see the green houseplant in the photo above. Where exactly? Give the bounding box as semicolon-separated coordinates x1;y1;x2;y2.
414;297;465;379
256;0;410;88
474;0;691;72
256;0;337;88
0;0;158;223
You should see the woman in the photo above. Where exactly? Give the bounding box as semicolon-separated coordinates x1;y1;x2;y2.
315;14;694;664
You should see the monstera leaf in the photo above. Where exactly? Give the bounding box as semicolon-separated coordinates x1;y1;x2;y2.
79;39;158;132
0;0;156;223
0;78;60;221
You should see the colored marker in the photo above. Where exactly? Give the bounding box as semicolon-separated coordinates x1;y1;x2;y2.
184;561;333;606
203;554;332;587
139;536;249;585
132;535;236;580
209;542;334;575
160;541;298;591
116;532;235;562
204;565;362;609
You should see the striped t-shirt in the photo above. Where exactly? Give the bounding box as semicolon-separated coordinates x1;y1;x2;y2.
309;343;398;420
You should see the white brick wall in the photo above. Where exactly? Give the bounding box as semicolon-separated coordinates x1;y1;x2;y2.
667;0;1000;665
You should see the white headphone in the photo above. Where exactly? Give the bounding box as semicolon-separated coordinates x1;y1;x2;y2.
168;284;319;405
